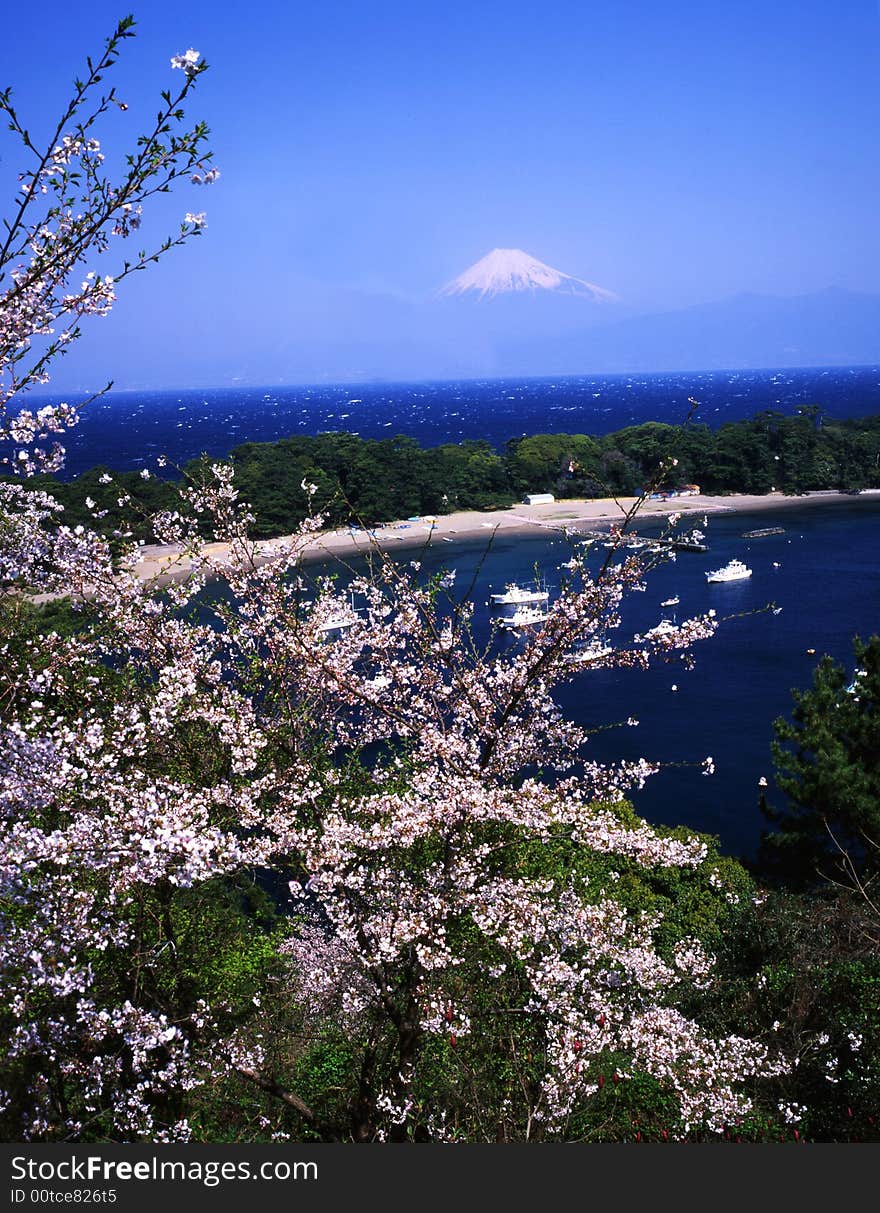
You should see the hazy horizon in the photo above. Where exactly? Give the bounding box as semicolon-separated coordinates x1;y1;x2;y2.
25;353;880;401
36;281;880;392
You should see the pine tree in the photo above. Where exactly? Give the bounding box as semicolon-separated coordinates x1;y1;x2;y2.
759;635;880;886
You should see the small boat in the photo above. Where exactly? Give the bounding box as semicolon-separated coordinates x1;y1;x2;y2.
706;558;752;583
742;527;785;539
640;619;679;641
491;582;550;606
314;592;362;636
660;596;680;607
498;605;550;630
568;638;613;664
316;613;361;636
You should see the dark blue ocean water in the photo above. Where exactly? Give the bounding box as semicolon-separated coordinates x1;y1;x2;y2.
38;367;880;858
41;364;880;479
306;497;880;861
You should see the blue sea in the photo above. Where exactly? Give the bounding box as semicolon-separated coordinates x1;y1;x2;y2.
44;364;880;479
42;366;880;860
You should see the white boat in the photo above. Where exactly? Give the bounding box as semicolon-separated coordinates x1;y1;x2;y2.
316;614;360;635
706;558;752;583
315;598;362;635
498;605;550;630
641;619;679;641
568;638;613;664
490;582;550;606
660;595;679;607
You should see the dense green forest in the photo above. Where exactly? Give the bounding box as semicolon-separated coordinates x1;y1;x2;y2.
15;407;880;541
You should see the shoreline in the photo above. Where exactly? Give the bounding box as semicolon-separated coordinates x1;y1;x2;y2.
133;488;880;589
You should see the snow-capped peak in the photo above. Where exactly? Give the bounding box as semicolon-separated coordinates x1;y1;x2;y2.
438;248;616;302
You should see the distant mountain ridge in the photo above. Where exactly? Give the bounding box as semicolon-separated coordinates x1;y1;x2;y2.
42;264;880;389
245;285;880;384
492;286;880;375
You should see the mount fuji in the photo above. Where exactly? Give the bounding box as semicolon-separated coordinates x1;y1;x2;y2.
438;247;617;303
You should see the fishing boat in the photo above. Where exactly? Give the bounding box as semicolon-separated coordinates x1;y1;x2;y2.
314;594;362;636
568;638;613;664
490;582;549;606
640;619;679;641
498;605;550;630
706;558;752;583
316;613;361;636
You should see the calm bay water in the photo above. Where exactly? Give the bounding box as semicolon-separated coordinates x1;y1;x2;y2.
315;497;880;860
46;366;880;858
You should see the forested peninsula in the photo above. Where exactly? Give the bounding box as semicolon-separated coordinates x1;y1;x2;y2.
17;407;880;541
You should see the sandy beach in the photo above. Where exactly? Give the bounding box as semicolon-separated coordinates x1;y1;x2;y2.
133;488;880;589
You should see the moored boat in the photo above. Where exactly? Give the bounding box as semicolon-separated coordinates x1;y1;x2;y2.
640;619;679;641
316;613;361;636
706;558;752;583
498;605;550;630
490;582;549;606
568;638;613;663
742;527;785;539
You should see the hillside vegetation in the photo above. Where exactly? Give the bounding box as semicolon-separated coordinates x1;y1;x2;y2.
14;407;880;541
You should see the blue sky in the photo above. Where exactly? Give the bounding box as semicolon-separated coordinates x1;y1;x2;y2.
5;1;880;386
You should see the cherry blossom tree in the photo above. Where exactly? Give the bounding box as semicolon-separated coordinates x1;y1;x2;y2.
0;14;215;475
1;24;787;1143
